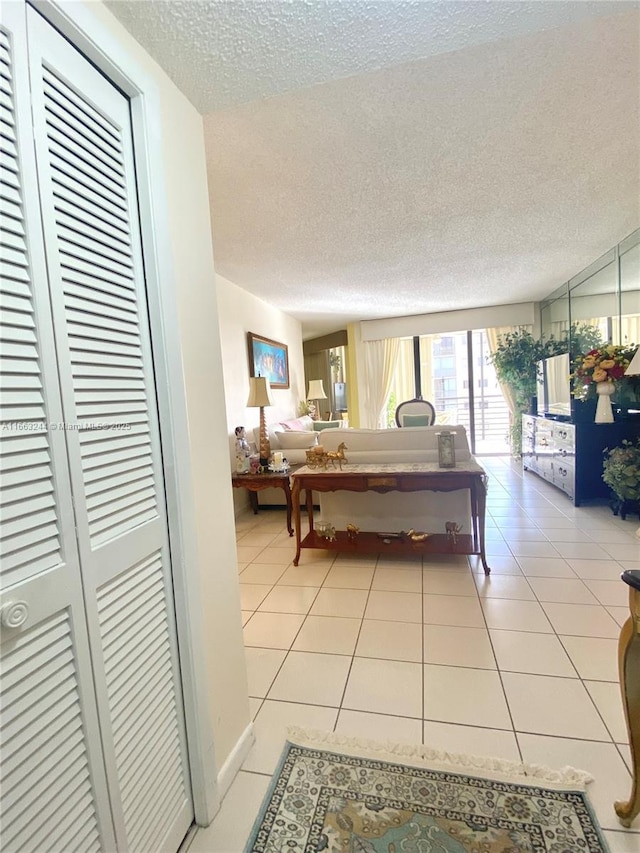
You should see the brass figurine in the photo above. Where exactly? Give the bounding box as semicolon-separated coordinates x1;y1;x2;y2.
346;523;359;540
445;521;462;544
305;442;348;470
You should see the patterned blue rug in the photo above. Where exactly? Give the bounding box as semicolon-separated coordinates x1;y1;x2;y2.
245;732;609;852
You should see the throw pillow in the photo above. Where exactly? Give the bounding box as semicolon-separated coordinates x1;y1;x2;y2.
402;413;432;427
279;416;314;431
275;430;318;449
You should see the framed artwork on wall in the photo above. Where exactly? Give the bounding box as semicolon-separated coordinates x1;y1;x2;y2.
248;332;290;389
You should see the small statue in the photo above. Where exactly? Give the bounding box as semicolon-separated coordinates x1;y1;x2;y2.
346;523;359;541
235;426;250;473
445;521;462;544
409;531;429;542
306;442;348;470
317;522;336;541
326;442;348;470
400;528;430;542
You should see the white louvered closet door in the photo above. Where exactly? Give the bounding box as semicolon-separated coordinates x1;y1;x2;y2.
24;7;194;852
1;4;194;851
0;6;117;851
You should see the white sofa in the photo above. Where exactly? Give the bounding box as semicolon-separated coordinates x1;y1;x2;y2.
311;426;473;535
251;416;347;505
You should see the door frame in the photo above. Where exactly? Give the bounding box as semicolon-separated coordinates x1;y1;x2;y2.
29;0;219;822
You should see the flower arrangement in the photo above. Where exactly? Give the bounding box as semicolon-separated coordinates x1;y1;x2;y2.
298;399;315;417
602;439;640;502
572;345;633;401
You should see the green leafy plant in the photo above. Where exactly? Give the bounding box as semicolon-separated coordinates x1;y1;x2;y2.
298;399;315;416
602;439;640;502
568;322;603;359
489;328;565;455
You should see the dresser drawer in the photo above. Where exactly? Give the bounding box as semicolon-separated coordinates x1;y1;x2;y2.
552;460;575;498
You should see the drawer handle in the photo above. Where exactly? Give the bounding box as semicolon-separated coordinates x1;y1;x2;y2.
1;600;29;629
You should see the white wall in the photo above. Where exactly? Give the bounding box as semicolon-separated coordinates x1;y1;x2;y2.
216;274;305;507
47;0;251;817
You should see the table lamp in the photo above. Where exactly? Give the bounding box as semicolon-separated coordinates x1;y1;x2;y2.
247;375;274;466
624;347;640;539
307;379;327;421
625;346;640;379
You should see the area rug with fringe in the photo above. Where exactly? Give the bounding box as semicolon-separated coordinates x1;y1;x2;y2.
244;728;609;852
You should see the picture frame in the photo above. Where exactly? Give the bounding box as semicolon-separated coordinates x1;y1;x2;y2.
437;430;456;468
247;332;290;389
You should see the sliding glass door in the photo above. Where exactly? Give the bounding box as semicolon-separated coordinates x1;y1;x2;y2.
386;330;511;454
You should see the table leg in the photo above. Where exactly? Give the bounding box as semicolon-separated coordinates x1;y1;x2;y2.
282;478;293;536
614;585;640;827
292;479;302;566
249;490;259;515
476;476;490;575
306;488;314;529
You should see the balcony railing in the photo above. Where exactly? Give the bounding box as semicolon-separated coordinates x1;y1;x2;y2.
434;393;511;452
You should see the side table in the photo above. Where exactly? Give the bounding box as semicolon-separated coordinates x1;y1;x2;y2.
615;569;640;827
231;468;298;536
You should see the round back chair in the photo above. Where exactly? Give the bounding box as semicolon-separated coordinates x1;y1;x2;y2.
395;397;436;427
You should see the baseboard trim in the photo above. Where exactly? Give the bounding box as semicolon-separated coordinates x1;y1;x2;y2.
216;720;255;801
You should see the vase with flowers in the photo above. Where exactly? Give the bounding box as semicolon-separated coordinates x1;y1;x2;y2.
572;345;635;423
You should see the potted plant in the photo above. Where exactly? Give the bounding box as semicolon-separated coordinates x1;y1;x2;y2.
329;352;342;381
602;438;640;520
298;399;315;417
489;328;565;456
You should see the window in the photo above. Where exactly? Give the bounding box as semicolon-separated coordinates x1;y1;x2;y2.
386;329;511;453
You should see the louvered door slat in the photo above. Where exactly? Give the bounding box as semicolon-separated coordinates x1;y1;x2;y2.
53;177;131;240
9;763;97;853
0;18;61;591
96;552;190;848
58;223;134;271
64;274;136;310
57;207;132;257
43;67;119;145
26;8;193;850
103;608;166;682
0;612;105;852
47;133;127;202
1;10;117;851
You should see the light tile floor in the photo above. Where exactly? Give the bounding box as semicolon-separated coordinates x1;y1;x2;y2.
191;457;640;852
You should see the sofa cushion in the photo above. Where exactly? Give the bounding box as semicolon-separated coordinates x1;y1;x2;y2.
279;416;314;431
401;413;433;427
313;420;343;431
275;430;318;450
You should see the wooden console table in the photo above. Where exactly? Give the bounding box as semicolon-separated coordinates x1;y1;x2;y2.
232;467;299;536
290;462;490;573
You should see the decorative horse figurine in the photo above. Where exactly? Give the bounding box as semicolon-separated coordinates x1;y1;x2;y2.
326;442;347;470
306;442;348;470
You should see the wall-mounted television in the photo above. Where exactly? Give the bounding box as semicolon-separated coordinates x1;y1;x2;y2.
538;352;572;419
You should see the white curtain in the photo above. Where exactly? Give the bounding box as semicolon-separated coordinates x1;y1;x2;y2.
362;338;400;428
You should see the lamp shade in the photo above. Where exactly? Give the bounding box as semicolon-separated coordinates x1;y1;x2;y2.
307;379;327;400
624;347;640;376
246;376;274;408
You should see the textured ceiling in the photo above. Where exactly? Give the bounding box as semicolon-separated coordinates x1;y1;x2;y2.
106;1;640;338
